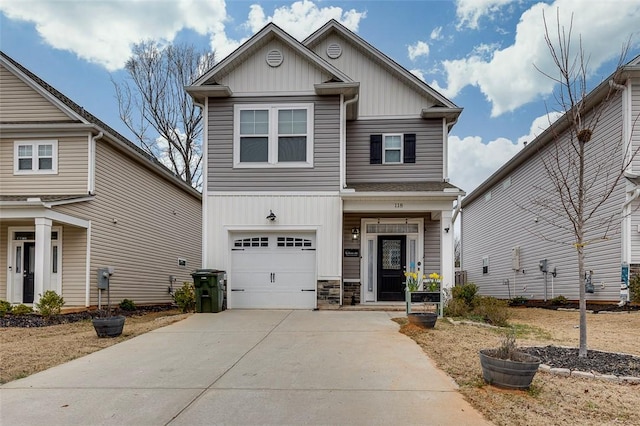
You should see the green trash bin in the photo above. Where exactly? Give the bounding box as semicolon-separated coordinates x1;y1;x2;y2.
191;269;226;313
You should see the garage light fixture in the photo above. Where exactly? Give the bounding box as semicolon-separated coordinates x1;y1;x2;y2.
266;210;276;221
351;227;360;240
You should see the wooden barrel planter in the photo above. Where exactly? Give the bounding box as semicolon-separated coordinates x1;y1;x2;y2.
407;312;438;329
478;349;541;389
92;315;125;338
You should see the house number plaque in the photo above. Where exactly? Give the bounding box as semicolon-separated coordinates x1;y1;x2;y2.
394;203;404;208
344;249;360;257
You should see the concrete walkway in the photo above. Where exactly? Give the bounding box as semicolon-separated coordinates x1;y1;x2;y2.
1;310;491;425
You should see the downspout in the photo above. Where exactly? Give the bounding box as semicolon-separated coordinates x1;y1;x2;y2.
85;131;102;308
451;195;462;225
341;94;359;189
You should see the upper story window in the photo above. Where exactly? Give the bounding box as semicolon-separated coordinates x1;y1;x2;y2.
234;104;314;168
383;134;402;164
370;133;416;164
14;140;58;174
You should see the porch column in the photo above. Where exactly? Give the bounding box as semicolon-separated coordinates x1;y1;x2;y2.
34;217;52;305
440;209;454;292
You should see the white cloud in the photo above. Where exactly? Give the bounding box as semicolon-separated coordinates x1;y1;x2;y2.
0;0;365;70
517;111;563;146
449;112;560;193
409;69;425;81
440;0;640;116
456;0;515;29
0;0;227;71
408;41;430;61
430;26;443;40
244;0;365;41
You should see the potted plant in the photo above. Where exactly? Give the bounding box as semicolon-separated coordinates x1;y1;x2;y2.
405;271;438;328
92;273;125;338
479;333;540;389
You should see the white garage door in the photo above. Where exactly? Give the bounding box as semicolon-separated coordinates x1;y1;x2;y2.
229;233;316;309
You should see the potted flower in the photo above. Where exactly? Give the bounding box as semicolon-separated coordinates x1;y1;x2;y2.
405;271;438;328
425;272;441;292
479;333;540;389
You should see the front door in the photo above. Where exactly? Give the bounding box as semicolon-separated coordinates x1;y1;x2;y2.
23;242;36;303
377;235;406;301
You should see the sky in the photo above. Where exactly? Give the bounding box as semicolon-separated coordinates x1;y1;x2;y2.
1;0;639;195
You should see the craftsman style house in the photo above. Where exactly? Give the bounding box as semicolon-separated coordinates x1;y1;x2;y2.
187;20;464;309
461;55;640;303
0;52;201;308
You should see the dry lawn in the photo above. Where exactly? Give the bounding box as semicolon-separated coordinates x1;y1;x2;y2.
398;307;640;426
0;310;190;384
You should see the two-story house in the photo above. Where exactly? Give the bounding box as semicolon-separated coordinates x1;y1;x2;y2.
0;52;202;308
186;20;464;309
461;55;640;303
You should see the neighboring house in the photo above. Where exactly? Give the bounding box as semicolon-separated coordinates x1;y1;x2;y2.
0;52;202;308
461;55;640;303
186;20;464;309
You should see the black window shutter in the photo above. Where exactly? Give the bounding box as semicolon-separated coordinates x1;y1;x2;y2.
370;134;382;164
404;133;416;163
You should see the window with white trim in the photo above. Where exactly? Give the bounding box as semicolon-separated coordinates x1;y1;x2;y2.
234;104;314;167
14;140;58;174
383;134;403;164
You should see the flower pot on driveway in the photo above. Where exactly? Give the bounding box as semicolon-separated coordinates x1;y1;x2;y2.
92;315;125;338
407;312;438;329
479;349;540;389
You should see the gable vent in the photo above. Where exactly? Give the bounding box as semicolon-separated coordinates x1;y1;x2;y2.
326;43;342;59
266;49;284;67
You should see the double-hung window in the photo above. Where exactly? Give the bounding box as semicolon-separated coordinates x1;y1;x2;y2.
14;140;58;174
383;134;403;164
234;104;313;167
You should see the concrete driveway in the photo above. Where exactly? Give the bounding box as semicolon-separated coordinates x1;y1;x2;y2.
1;310;491;425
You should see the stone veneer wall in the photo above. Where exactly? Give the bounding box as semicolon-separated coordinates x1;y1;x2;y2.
317;280;340;307
343;282;361;305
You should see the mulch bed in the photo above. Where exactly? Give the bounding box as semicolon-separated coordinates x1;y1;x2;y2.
511;300;640;313
521;346;640;377
0;304;176;328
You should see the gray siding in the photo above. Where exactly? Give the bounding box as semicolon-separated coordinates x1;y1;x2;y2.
207;95;340;191
342;212;440;280
55;139;202;306
462;93;625;301
346;119;443;184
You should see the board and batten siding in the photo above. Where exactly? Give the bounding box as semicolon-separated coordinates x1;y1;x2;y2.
630;77;640;172
308;33;436;117
206;194;342;279
207;96;340;191
346;119;443;183
0;64;70;122
54;139;202;306
342;213;440;280
0;135;89;195
216;38;332;94
462;93;625;301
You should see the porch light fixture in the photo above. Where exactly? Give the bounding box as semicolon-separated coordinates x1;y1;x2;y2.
351;227;360;240
266;210;276;221
444;227;450;233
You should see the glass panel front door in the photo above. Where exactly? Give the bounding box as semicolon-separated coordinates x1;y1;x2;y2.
377;235;406;301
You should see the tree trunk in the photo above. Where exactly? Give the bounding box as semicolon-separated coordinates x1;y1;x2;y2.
578;139;587;358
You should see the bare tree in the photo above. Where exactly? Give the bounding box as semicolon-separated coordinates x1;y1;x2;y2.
112;41;215;187
531;11;636;357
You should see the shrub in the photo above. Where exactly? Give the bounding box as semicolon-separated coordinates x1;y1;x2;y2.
509;296;528;306
473;296;510;327
0;300;12;317
119;299;136;311
12;304;33;315
451;282;478;308
35;290;65;318
444;297;470;317
550;295;568;306
174;282;195;313
630;275;640;304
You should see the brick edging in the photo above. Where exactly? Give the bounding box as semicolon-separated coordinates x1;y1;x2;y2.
538;364;640;383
